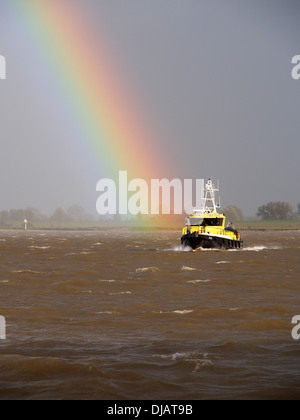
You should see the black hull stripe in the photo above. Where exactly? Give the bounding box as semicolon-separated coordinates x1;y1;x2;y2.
181;234;243;250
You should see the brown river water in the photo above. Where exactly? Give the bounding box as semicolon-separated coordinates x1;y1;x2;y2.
0;229;299;400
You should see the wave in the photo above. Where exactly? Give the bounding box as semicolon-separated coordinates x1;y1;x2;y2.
187;279;211;283
157;309;194;315
154;351;195;361
153;351;215;372
162;245;192;252
12;270;41;274
94;311;117;315
109;291;132;295
29;246;50;250
194;247;223;252
181;266;197;271
238;245;282;252
173;310;194;314
136;267;161;273
243;245;268;252
98;279;116;283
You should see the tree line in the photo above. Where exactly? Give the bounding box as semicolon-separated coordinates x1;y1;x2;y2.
0;205;95;226
256;201;300;220
0;201;298;227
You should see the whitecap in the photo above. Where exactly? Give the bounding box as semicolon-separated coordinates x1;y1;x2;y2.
136;267;160;273
12;270;41;274
99;279;116;283
242;245;268;252
173;310;194;314
162;245;192;252
95;311;114;315
216;261;231;264
109;291;132;295
154;352;191;361
95;310;120;316
187;279;211;283
29;246;50;250
157;309;194;315
153;351;215;371
181;266;196;271
242;245;281;252
193;358;214;372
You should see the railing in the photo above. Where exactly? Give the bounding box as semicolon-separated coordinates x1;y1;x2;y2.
184;226;237;239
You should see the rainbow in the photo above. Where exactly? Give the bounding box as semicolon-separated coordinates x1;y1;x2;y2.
10;0;170;182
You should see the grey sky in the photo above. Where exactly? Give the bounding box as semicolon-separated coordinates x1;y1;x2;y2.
0;0;299;217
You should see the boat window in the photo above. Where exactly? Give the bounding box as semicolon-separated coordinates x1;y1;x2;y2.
186;218;204;226
204;218;223;226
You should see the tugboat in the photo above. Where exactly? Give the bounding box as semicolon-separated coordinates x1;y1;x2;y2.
181;179;243;250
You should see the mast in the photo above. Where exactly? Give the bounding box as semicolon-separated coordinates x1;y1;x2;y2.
203;178;219;212
192;178;220;215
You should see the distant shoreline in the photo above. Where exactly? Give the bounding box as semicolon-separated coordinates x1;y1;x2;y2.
0;220;300;233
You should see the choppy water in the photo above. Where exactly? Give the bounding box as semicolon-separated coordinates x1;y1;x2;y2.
0;229;299;400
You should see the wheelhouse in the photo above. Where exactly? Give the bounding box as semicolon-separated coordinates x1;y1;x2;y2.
185;215;226;228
